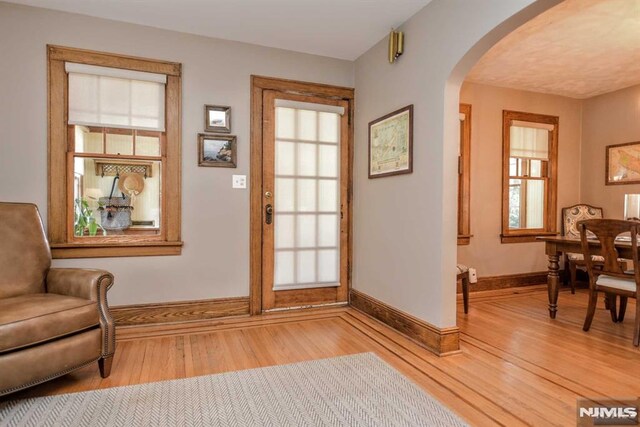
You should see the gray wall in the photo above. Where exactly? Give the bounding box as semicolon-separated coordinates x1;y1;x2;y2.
352;0;560;328
0;2;354;306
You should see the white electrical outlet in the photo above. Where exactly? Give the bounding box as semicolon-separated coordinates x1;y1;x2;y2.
232;175;247;189
469;268;478;283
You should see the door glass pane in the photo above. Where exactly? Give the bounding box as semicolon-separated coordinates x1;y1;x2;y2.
276;141;295;175
297;179;316;212
275;214;294;249
318;249;338;283
276;108;295;139
318;145;338;178
297;251;316;284
273;104;341;290
275;178;295;212
274;251;294;286
297;110;317;141
297;143;317;176
296;215;316;248
318;180;338;212
318;112;339;143
318;214;338;247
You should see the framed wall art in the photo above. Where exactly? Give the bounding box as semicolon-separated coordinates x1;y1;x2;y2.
606;141;640;185
205;105;231;133
368;105;413;178
198;133;237;168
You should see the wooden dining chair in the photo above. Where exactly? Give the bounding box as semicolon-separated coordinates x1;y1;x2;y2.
578;219;640;346
562;204;604;293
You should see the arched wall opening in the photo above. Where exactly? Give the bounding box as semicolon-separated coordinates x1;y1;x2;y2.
352;0;562;334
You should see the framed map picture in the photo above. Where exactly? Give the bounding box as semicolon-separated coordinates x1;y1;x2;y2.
606;141;640;185
368;105;413;178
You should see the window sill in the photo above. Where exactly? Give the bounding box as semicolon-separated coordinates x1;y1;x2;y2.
50;241;183;259
500;232;557;244
457;234;473;246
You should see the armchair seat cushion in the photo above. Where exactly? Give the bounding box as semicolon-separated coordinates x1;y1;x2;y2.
0;293;99;354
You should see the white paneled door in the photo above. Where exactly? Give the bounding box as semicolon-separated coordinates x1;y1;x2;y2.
262;91;350;311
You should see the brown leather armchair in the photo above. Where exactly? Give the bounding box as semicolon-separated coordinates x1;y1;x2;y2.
0;202;115;396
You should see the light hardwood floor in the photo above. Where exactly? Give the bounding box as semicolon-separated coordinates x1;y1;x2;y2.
3;286;639;426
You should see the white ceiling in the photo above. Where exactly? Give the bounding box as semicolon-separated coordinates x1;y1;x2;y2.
466;0;640;99
5;0;430;60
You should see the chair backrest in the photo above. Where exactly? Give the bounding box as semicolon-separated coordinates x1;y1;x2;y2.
578;219;640;284
0;203;51;298
562;204;603;238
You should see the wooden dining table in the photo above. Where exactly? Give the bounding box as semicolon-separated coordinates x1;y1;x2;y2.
536;235;635;318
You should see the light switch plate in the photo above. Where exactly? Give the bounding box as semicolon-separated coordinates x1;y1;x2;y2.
232;175;247;189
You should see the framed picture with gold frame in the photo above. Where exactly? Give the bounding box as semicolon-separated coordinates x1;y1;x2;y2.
606;141;640;185
368;105;413;178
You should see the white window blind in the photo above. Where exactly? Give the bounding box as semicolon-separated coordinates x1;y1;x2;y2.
66;63;166;131
510;124;550;160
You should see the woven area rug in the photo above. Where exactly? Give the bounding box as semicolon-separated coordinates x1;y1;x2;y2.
0;352;467;427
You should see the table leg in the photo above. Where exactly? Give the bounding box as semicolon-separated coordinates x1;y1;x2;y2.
547;252;561;319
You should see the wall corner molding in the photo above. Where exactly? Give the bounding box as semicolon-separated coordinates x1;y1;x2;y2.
349;289;460;356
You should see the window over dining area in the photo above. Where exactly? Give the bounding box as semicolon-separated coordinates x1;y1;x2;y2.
501;110;558;243
47;45;182;258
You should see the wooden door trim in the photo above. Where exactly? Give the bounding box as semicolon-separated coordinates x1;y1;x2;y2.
250;75;355;315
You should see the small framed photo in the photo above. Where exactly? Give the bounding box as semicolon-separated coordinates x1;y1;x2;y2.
205;105;231;133
198;134;237;168
368;105;413;178
606;141;640;185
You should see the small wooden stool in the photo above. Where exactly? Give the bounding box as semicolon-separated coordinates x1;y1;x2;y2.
457;264;471;314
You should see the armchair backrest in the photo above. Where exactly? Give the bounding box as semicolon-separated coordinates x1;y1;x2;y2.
0;203;51;298
562;204;603;239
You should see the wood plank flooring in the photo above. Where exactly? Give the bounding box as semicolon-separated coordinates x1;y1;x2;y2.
3;286;639;426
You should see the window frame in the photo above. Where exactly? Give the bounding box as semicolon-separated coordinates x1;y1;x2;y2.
458;103;472;245
501;110;558;244
47;45;182;258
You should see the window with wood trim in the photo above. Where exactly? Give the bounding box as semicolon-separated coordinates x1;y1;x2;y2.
47;45;182;258
458;104;472;245
501;110;558;243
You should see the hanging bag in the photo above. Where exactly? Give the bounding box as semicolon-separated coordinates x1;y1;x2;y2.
99;173;133;231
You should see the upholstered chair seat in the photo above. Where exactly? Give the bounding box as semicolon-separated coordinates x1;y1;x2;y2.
596;275;637;293
0;202;115;396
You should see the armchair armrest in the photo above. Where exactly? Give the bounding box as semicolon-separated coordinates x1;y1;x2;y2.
46;268;113;301
46;268;116;357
